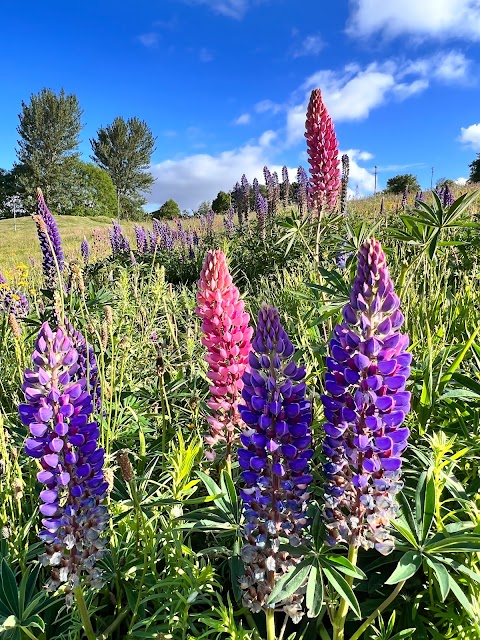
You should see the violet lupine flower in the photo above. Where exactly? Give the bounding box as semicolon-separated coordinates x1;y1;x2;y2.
305;89;341;212
442;185;454;208
322;238;411;555
35;189;65;287
109;220;130;255
232;182;244;226
238;305;312;622
134;225;148;254
255;192;268;240
241;175;251;223
0;272;29;317
224;207;235;237
20;323;108;596
340;154;350;216
196;250;253;461
401;189;408;209
253;177;260;200
282;166;290;207
67;322;101;414
296;167;308;218
80;238;90;265
149;230;158;252
270;172;280;219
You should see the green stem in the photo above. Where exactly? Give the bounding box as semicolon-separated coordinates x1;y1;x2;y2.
349;580;406;640
19;627;40;640
332;544;358;640
73;585;96;640
96;606;130;639
266;608;276;640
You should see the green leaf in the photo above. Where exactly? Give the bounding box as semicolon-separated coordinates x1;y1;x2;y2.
425;558;450;602
305;564;324;618
448;574;474;615
0;560;19;617
322;555;367;580
390;630;416;640
385;551;422;585
323;566;361;618
425;534;480;554
421;473;436;543
268;561;311;605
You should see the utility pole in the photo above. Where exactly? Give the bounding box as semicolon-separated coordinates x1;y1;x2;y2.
374;166;378;195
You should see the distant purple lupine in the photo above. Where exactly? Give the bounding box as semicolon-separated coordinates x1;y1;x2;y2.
80;239;90;265
21;322;108;597
322;238;411;555
442;185;454;208
224;207;235;236
241;175;250;222
134;225;148;253
34;189;65;288
109;220;130;255
297;167;308;218
255;192;268;240
282;165;290;207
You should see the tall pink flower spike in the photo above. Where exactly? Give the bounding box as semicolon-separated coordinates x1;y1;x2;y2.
305;88;341;212
196;250;253;464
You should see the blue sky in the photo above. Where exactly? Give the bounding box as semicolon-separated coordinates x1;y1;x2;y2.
2;0;480;209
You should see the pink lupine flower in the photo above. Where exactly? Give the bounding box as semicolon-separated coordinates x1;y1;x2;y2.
196;250;253;462
305;89;341;212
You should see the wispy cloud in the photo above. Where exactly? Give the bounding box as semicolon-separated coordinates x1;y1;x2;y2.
138;32;160;48
199;47;214;62
291;34;324;58
347;0;480;42
183;0;253;19
234;113;251;125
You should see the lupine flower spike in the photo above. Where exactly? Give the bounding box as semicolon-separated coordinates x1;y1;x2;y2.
34;189;65;288
322;238;411;555
305;89;341;212
238;304;312;625
196;250;253;464
20;322;108;599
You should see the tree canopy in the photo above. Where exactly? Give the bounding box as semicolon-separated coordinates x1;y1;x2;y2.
385;174;421;194
211;191;230;214
16;87;83;213
90;116;156;219
152;199;181;220
469;154;480;183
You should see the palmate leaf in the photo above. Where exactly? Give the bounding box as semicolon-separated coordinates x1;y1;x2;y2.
323;566;361;618
268;560;311;605
305;563;324;618
425;558;450;602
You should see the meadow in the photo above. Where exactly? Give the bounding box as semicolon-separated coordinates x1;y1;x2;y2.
2;92;480;640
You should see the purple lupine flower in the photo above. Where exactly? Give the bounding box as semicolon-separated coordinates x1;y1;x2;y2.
224;207;235;237
263;166;274;216
282;166;290;208
80;238;90;265
253;177;260;200
415;191;424;205
255;192;268;240
149;230;158;252
401;189;408;209
66;322;101;414
296;167;308;218
270;171;280;219
238;304;312;620
232;182;244;226
442;185;454;208
109;220;130;255
134;225;148;254
322;238;411;555
206;209;215;236
20;322;108;596
241;175;250;223
0;272;30;318
34;189;65;287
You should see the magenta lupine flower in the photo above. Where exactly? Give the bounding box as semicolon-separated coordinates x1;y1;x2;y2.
322;238;411;555
196;250;253;461
20;323;108;595
35;189;65;287
238;305;312;621
305;89;341;212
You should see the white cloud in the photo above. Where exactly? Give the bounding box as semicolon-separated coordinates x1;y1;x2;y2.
184;0;252;19
255;99;283;114
234;113;251;125
455;177;468;185
348;0;480;41
344;149;376;195
459;123;480;150
292;34;324;58
150;134;285;210
138;32;159;47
